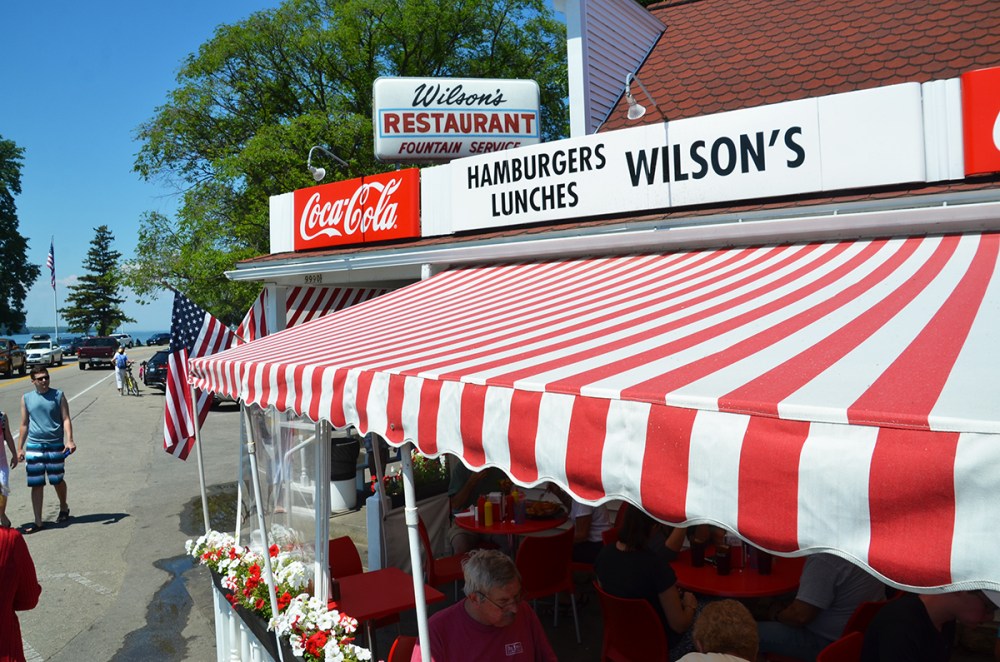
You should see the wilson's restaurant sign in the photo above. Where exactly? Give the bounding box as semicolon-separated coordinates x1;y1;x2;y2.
373;77;541;163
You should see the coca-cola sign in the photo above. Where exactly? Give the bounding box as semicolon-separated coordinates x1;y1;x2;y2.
293;169;420;250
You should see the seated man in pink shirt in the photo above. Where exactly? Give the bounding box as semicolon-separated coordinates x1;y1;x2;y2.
413;549;557;662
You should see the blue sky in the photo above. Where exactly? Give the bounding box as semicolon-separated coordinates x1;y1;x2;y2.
1;1;279;332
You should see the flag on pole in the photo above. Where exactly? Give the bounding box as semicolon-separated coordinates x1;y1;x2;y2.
163;291;238;460
46;240;55;290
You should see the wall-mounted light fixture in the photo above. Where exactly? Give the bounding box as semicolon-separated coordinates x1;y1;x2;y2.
306;145;349;182
624;73;661;122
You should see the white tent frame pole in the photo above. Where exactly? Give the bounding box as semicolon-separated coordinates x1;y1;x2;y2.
235;411;246;541
191;383;211;534
240;404;284;662
400;442;432;662
314;420;331;601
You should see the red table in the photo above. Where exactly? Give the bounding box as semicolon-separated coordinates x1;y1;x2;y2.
453;509;569;536
337;567;445;657
454;505;569;553
673;548;805;598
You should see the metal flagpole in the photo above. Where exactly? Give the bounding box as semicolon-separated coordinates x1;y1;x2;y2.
191;384;211;534
400;442;432;662
50;237;59;342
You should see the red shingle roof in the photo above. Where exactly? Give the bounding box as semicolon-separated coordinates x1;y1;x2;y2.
240;0;1000;268
601;0;1000;131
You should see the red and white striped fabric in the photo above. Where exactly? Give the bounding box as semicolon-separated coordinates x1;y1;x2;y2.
190;233;1000;591
235;286;389;342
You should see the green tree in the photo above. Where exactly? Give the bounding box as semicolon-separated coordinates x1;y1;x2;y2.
60;225;134;335
128;0;567;321
0;136;40;334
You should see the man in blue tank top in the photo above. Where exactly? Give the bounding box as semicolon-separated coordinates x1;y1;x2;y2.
16;367;75;533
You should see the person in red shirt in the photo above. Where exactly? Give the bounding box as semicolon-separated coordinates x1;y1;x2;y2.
0;526;42;662
413;549;557;662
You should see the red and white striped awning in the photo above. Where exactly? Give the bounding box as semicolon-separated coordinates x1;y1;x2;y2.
191;232;1000;592
235;285;389;342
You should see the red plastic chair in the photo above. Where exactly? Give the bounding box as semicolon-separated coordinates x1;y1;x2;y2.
328;535;399;631
816;631;863;662
841;599;889;636
602;528;620;545
516;527;581;643
387;635;417;662
593;580;667;661
328;535;364;577
417;516;467;599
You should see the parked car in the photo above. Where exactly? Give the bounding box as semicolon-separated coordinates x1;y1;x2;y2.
60;336;89;356
77;336;118;370
143;350;169;390
110;333;134;348
24;339;64;367
147;332;171;346
0;338;27;377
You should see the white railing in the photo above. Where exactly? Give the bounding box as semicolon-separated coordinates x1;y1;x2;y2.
212;585;280;662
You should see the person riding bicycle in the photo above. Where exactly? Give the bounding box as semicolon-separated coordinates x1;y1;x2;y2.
113;346;129;396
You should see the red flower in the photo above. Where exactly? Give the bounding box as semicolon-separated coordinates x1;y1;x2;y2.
304;630;329;656
328;599;339;610
278;591;292;611
255;597;266;611
269;544;280;557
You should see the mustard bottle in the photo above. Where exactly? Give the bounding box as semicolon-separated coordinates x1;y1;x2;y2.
484;499;494;527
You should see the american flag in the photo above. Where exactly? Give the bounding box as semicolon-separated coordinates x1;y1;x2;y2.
163;291;238;460
46;240;55;290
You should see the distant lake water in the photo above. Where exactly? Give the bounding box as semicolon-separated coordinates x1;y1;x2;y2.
7;330;169;346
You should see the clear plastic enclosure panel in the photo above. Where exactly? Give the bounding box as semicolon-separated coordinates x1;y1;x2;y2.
239;404;319;573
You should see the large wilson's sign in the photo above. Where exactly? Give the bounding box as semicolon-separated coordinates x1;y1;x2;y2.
961;66;1000;176
373;77;541;163
293;169;420;250
445;83;927;232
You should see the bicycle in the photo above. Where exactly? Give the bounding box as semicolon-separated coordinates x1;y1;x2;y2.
123;362;140;396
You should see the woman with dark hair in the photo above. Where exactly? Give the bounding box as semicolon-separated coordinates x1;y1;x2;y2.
595;507;698;659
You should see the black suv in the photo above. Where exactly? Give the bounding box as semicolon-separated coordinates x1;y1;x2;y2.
143;350;169;390
147;332;171;346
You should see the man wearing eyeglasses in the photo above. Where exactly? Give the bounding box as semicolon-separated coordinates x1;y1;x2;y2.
413;549;557;661
17;367;75;534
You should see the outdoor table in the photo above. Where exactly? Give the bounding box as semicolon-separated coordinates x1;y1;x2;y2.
453;505;569;552
673;548;805;598
337;567;446;658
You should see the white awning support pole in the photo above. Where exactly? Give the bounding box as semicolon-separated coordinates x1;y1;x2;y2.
191;383;211;534
314;420;331;601
240;405;284;662
400;442;432;662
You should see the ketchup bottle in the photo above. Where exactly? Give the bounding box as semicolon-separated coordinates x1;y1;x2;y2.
504;494;515;522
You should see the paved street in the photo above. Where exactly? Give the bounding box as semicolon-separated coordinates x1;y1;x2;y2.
2;346;235;661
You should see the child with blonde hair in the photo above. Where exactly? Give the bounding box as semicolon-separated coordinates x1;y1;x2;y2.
0;411;18;528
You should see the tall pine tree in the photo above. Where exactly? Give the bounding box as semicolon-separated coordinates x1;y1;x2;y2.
61;225;134;335
0;135;40;333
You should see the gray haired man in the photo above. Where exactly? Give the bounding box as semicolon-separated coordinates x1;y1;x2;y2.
413;549;557;661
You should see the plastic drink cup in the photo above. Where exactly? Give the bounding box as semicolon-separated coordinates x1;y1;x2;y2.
690;541;707;567
715;544;732;576
757;551;773;575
